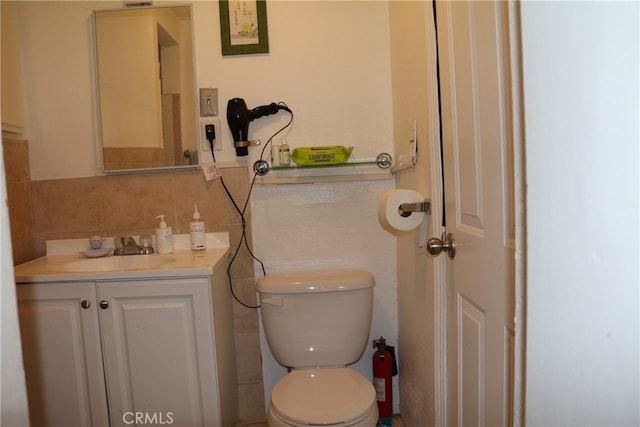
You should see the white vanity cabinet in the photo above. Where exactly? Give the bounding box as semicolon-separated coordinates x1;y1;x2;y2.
15;235;237;427
17;282;110;426
97;276;236;427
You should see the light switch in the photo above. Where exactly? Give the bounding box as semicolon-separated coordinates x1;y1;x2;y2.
199;88;218;117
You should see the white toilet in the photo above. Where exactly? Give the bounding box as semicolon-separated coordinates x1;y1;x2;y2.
256;270;379;427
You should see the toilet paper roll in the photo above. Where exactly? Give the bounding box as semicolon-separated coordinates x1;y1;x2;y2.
378;189;425;232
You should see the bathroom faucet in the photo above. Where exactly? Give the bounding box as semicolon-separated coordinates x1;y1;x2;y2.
114;236;143;256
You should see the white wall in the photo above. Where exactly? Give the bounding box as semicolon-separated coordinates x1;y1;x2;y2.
388;1;442;425
521;2;639;425
0;143;30;425
18;1;394;179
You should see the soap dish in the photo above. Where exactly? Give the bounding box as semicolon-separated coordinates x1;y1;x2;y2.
81;248;113;258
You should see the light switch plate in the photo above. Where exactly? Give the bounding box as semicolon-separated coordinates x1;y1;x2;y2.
199;88;218;117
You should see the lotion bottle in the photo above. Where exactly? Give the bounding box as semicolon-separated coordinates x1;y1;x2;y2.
271;141;280;167
279;136;290;166
190;205;206;251
155;215;174;254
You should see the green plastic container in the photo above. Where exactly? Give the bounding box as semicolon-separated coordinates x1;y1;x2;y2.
290;146;354;166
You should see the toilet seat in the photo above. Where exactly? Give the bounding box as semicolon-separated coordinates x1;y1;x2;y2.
270;368;377;426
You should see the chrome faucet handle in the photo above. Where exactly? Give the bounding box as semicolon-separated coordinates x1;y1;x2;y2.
113;236;125;255
114;236;143;255
139;235;154;254
121;236;137;246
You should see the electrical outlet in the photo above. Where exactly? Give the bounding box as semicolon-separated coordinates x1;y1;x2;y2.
199;88;218;117
200;118;221;152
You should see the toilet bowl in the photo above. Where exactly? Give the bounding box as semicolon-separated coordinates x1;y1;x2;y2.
257;270;378;427
267;368;378;427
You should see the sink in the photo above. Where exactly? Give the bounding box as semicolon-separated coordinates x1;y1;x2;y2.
53;255;175;273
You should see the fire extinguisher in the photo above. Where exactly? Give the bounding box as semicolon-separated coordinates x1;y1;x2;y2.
372;336;397;427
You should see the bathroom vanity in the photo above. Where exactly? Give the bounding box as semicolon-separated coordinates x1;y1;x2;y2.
13;234;237;427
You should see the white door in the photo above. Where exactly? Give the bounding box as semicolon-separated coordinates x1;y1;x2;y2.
97;278;220;427
436;1;516;426
17;282;110;427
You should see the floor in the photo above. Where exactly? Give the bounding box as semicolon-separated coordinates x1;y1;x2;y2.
238;414;407;427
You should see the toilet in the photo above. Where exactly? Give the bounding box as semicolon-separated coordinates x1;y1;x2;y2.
256;270;379;427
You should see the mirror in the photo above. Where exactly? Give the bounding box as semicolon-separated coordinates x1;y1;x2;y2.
94;6;198;172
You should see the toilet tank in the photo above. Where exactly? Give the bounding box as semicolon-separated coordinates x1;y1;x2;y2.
256;270;375;369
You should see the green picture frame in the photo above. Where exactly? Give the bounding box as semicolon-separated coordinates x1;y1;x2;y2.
219;0;269;56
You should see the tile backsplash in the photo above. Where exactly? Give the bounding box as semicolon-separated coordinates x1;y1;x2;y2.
3;138;266;423
3;138;35;264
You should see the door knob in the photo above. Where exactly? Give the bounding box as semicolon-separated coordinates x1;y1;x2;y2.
427;232;456;259
99;300;109;310
81;299;91;309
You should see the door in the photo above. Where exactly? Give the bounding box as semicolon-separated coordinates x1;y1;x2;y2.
97;278;220;427
17;282;109;427
436;1;516;426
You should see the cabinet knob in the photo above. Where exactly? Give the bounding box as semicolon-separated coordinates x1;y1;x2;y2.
99;300;109;310
81;299;91;309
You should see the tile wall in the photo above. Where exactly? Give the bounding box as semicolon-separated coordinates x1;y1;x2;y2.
3;138;266;423
3;139;35;264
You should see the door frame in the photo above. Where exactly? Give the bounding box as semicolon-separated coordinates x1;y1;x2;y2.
422;2;447;426
507;2;526;425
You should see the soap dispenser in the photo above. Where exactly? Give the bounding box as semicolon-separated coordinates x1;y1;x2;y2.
155;215;174;254
190;205;206;251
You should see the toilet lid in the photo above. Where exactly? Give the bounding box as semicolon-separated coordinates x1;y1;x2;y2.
270;368;376;425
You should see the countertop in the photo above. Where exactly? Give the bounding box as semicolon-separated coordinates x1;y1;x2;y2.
14;233;230;283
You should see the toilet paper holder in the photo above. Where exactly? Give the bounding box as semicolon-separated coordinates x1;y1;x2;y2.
399;199;431;217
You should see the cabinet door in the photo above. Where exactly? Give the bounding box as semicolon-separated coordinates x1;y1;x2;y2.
97;278;220;427
17;283;109;427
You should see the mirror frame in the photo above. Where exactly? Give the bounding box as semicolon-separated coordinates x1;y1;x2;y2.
92;4;200;174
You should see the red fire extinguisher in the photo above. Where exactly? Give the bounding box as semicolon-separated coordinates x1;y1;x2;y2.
372;337;397;426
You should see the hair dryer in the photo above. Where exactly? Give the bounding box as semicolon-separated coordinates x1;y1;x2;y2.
226;98;292;156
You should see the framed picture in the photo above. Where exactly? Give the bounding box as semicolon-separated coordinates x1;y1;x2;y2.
219;0;269;56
